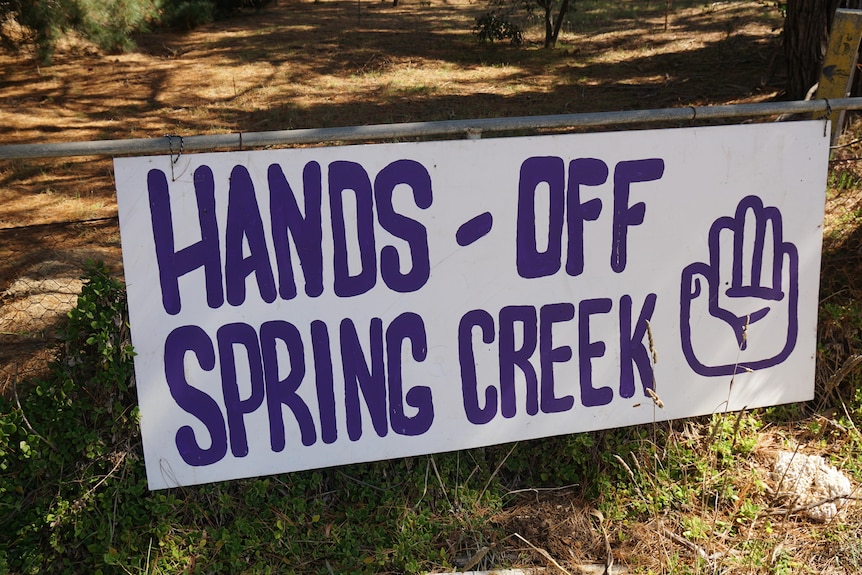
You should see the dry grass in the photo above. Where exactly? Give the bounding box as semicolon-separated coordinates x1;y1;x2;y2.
0;0;783;224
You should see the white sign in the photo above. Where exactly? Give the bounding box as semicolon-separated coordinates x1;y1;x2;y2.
115;121;829;489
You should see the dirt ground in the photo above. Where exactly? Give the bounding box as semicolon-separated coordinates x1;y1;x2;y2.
0;0;786;229
0;0;787;386
5;1;843;571
0;0;785;215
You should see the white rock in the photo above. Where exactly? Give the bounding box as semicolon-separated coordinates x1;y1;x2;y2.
771;451;853;521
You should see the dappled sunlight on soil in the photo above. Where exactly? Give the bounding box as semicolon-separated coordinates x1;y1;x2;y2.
0;0;788;420
0;0;784;230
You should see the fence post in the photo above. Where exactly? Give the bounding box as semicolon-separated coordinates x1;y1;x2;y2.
818;9;862;144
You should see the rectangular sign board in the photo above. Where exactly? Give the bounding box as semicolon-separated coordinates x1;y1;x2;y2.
114;121;829;489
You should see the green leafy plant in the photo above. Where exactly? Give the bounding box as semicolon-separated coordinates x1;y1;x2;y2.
473;11;524;45
162;0;216;29
0;262;142;573
0;0;275;62
0;0;161;61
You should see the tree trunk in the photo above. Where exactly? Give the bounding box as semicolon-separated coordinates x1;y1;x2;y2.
549;0;571;47
784;0;841;100
542;1;553;48
538;0;571;48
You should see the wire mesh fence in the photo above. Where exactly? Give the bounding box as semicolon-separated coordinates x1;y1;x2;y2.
0;217;123;387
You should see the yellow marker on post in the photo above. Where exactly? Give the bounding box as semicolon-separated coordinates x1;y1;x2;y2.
817;9;862;144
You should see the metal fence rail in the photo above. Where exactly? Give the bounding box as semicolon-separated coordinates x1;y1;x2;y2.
2;98;862;160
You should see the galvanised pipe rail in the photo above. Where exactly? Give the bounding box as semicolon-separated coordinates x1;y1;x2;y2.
1;98;860;160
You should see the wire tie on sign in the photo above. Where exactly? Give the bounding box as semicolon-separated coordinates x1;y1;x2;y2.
165;134;184;164
164;134;184;181
690;105;697;123
822;99;832;137
238;131;243;151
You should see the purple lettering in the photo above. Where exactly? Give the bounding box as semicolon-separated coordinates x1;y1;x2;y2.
341;318;388;441
539;302;575;413
330;161;377;297
387;312;433;436
311;320;338;444
260;320;316;449
374;159;432;293
578;298;613;407
164;325;227;466
612;159;664;273
498;305;539;417
148;167;223;314
224;166;277;306
516;156;566;279
619;293;658;398
217;322;265;458
565;158;607;276
459;309;497;425
268;162;324;299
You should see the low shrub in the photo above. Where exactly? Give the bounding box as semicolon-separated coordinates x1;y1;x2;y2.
473;11;524;45
162;0;216;30
0;262;141;573
0;0;275;62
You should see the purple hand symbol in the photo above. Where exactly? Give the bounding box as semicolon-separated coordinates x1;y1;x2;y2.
680;196;799;377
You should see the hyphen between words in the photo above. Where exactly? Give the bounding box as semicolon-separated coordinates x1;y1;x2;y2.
147;155;665;466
